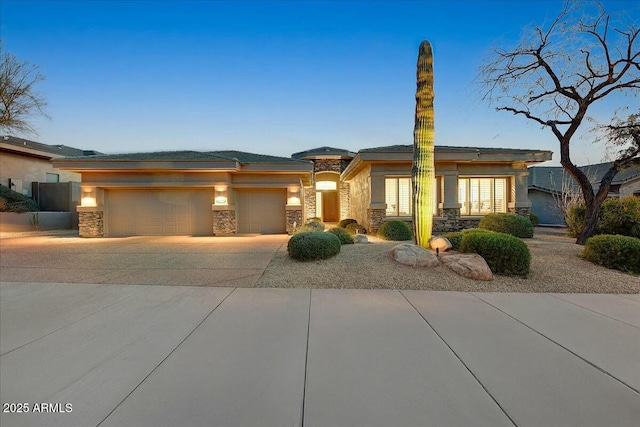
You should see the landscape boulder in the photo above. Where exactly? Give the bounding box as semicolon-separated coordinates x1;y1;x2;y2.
440;253;494;281
430;236;452;253
389;243;440;267
354;234;369;244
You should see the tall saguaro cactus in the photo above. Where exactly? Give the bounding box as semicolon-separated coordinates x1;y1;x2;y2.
412;40;435;248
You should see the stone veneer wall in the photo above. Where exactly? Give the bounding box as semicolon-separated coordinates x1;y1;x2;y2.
367;208;386;233
286;209;303;234
303;186;316;220
314;159;351;173
213;210;236;235
339;182;350;220
509;206;532;218
78;211;104;237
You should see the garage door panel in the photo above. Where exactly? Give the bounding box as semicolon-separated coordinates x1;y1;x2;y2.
237;190;286;234
107;190;213;236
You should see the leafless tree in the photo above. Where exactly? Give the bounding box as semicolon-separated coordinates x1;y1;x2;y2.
0;42;48;135
479;1;640;244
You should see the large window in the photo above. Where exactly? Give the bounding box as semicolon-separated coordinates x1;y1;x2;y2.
458;177;507;215
385;177;438;217
386;178;412;216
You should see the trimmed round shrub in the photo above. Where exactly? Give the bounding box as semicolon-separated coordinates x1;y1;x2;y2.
478;213;534;238
583;234;640;274
440;229;490;251
345;222;367;235
326;227;354;245
287;231;341;261
530;213;540;227
377;220;412;241
307;217;322;223
459;231;531;276
337;218;358;228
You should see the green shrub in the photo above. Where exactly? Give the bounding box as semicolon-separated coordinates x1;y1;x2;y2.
478;213;534;238
345;222;367;235
377;220;412;241
441;229;490;251
326;227;354;245
598;197;640;238
583;234;640;274
530;213;540;227
459;231;531;276
295;220;325;234
307;217;322;223
566;203;586;237
0;185;40;213
287;231;341;261
337;218;358;228
567;197;640;238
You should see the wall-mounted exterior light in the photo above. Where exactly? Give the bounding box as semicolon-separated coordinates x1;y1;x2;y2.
81;188;97;207
214;185;228;206
287;186;301;206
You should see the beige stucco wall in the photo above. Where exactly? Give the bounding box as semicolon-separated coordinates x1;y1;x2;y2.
348;164;371;226
620;176;640;197
0;151;81;196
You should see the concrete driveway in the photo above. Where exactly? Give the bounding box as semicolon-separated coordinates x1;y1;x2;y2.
0;234;288;287
1;283;638;427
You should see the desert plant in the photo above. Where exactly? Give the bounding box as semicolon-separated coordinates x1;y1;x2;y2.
583;234;640;274
441;229;492;251
412;40;436;248
566;202;586;237
345;222;367;235
377;220;412;241
530;213;540;227
597;197;640;238
295;220;325;234
287;231;341;261
337;218;358;228
326;227;354;245
0;185;40;213
307;217;322;223
478;213;534;238
459;231;531;276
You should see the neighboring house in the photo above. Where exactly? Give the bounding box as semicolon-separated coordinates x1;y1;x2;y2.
54;144;552;237
528;162;640;226
0;135;100;197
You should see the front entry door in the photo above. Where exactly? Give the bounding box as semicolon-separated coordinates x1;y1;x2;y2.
322;191;339;222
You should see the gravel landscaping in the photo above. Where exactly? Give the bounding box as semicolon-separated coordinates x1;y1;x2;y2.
257;227;640;293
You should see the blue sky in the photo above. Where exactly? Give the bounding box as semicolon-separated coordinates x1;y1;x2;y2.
1;0;637;165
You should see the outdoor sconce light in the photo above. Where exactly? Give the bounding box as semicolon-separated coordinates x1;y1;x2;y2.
287;186;301;206
81;188;97;207
214;185;228;205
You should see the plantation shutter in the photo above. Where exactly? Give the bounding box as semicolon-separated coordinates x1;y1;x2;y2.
480;179;491;214
494;178;506;213
398;178;411;215
385;179;397;215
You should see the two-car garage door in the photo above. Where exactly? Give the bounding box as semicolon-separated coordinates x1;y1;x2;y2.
107;189;213;236
105;188;287;236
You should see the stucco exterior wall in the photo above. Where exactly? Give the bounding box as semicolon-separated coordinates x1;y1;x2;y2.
0;152;81;196
620;176;640;197
348;165;371;227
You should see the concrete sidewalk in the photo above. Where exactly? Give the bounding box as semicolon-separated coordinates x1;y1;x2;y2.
1;283;638;427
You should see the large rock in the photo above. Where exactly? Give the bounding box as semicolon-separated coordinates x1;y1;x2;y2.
440;253;494;281
354;234;369;244
430;236;452;252
389;243;440;268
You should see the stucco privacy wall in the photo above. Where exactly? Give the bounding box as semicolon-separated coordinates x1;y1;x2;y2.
0;151;81;196
348;165;372;228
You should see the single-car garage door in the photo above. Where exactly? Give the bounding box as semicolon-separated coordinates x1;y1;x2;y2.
236;189;286;234
106;189;213;236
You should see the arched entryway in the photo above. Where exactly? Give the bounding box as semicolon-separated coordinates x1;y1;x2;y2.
315;171;340;222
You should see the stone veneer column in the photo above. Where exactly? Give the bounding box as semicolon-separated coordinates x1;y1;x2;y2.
212;205;236;235
339;182;350;220
303;186;316;221
77;207;104;237
366;204;386;233
286;206;303;234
